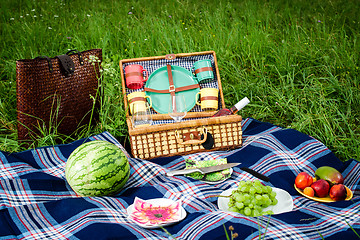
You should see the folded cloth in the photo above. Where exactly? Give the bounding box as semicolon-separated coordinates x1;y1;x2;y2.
0;118;359;239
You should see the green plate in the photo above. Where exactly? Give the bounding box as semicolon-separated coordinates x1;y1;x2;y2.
145;65;200;114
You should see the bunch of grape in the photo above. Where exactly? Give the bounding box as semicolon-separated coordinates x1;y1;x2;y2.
227;180;277;217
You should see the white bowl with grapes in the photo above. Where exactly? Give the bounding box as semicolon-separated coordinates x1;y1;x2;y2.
218;180;293;217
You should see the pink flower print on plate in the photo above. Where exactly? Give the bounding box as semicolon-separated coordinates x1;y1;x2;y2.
127;197;186;229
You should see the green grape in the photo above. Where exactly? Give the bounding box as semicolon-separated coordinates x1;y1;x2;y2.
270;191;277;199
265;186;272;193
264;210;274;215
255;186;262;194
254;205;262;211
244;207;252;216
232;192;240;200
238;181;246;187
226;180;279;217
253;209;261;217
265;199;272;207
262;194;270;200
254;180;261;186
241;186;249;192
235;202;244;209
228;206;237;212
238;195;246;202
244;198;251;204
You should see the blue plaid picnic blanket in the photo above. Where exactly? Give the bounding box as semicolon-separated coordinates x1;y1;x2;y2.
1;118;359;239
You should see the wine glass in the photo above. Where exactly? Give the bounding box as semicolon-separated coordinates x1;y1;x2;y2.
131;102;153;128
168;94;187;122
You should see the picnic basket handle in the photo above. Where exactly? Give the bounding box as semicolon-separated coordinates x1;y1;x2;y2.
175;127;208;145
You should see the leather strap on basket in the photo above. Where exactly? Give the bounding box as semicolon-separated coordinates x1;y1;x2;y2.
144;64;200;93
125;72;143;78
144;84;199;93
128;97;146;103
167;65;175;97
167;64;176;111
195;66;213;74
201;96;218;101
56;54;75;77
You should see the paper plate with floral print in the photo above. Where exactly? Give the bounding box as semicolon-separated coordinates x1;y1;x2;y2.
145;65;199;114
127;197;186;229
294;184;353;203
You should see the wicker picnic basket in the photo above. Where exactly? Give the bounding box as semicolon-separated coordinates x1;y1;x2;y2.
120;51;242;159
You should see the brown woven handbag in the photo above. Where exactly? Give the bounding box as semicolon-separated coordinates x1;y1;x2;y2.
16;49;102;141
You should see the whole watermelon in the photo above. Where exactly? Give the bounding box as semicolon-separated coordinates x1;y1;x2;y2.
65;140;130;197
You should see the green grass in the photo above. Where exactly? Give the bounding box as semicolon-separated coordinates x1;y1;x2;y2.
0;0;359;161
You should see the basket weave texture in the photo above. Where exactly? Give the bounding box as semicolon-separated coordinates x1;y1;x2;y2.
16;49;102;141
129;115;242;159
120;51;243;160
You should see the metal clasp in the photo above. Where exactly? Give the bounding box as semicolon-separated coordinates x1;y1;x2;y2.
169;85;176;92
165;54;176;60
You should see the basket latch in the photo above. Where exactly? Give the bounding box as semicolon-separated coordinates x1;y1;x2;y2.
175;127;208;145
165;54;176;60
183;131;201;141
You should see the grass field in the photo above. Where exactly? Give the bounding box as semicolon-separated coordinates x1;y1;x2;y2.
0;0;359;161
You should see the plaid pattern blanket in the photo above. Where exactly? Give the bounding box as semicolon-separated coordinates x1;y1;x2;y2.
1;118;359;239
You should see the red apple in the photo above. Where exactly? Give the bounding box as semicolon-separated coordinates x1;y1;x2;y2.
329;184;347;201
295;172;313;190
311;179;330;198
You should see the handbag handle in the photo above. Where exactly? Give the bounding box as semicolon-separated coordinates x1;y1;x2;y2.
66;49;84;65
34;49;84;74
35;56;53;73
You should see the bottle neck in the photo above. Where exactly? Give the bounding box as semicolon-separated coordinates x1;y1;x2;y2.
212;97;249;117
232;97;250;114
229;106;238;114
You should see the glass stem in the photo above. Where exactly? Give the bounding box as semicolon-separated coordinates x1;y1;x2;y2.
172;95;177;112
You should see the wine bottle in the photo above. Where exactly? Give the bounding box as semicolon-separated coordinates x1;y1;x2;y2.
212;97;250;117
